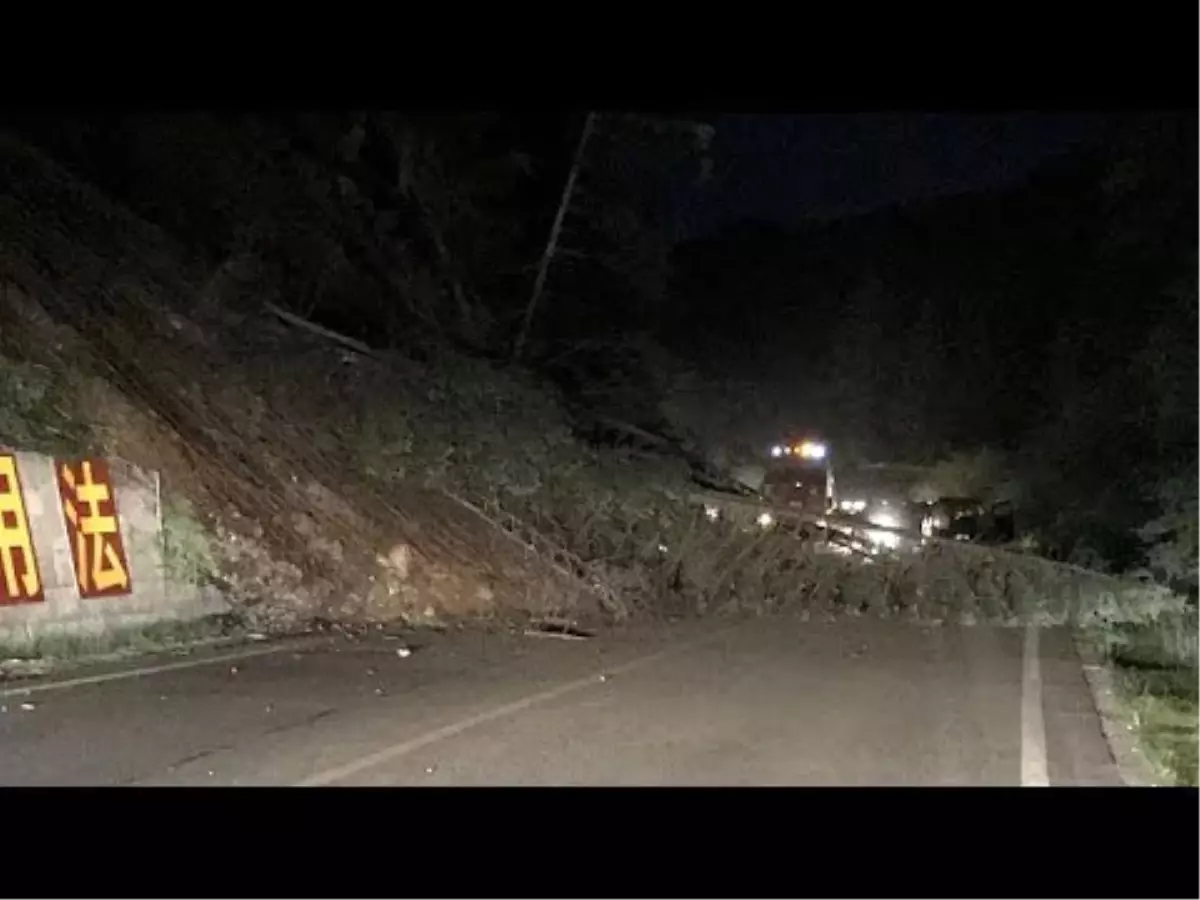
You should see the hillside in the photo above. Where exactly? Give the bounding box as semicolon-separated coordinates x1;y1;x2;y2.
0;130;691;631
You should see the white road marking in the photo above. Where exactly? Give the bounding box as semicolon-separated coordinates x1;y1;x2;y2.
1020;624;1050;787
0;637;331;699
296;632;727;787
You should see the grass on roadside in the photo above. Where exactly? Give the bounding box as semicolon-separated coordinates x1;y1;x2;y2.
0;614;249;679
1102;611;1198;787
1111;664;1198;787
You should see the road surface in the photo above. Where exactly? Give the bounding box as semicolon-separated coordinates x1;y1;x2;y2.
0;615;1124;786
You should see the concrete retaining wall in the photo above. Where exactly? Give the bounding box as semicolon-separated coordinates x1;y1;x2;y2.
0;448;226;647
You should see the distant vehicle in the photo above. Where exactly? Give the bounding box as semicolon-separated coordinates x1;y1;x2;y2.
921;497;982;540
921;497;1015;545
988;500;1016;544
835;495;920;551
761;439;835;516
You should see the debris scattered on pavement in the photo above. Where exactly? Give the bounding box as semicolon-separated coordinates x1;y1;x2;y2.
19;702;36;711
365;667;377;676
374;687;386;696
0;657;56;679
229;666;240;675
425;766;435;774
264;703;274;713
396;647;412;658
247;633;268;642
598;674;609;683
523;620;595;641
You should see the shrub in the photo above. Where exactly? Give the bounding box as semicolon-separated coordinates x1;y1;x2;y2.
0;355;89;455
161;494;218;588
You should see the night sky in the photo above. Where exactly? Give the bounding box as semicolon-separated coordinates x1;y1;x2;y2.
670;113;1105;240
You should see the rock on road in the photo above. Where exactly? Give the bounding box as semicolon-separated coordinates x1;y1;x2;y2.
0;616;1124;787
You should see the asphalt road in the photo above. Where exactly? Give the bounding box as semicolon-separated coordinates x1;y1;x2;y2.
0;615;1124;786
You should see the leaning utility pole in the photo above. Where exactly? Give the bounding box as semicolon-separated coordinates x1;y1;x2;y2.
511;111;596;362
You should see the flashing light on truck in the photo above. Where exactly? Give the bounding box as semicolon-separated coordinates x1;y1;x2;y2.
770;441;827;460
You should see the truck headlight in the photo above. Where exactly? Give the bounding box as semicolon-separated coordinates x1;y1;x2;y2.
797;441;827;460
868;509;900;530
867;528;902;550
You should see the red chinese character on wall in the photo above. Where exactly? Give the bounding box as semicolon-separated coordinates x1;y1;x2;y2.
56;459;133;598
0;454;44;605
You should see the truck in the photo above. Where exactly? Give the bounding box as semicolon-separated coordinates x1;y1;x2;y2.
760;438;836;516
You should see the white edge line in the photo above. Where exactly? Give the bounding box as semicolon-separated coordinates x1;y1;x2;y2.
1020;624;1050;787
0;637;331;698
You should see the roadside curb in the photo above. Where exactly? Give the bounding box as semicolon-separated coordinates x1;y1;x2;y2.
1073;633;1162;787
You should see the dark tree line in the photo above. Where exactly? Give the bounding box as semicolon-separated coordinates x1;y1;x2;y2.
6;111;710;432
667;113;1196;580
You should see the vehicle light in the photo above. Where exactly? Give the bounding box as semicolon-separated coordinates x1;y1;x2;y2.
868;509;900;530
798;441;827;460
770;445;784;458
757;512;774;528
867;528;902;550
